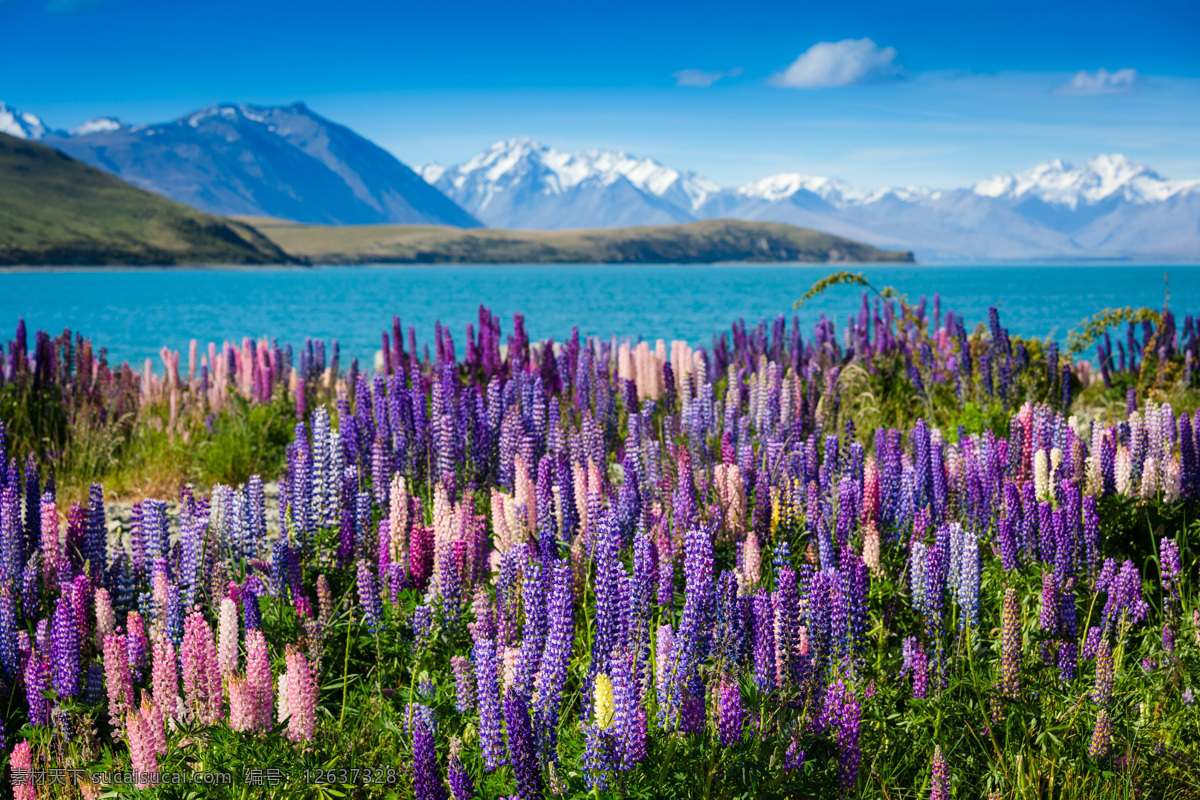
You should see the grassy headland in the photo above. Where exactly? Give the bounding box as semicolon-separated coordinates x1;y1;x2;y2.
0;133;287;266
246;216;914;264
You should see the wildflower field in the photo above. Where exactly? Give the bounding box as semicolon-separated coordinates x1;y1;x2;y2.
0;273;1198;799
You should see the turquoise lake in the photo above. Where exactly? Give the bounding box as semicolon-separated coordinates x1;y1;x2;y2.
1;263;1197;367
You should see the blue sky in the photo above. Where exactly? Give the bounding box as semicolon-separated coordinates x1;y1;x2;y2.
2;0;1198;187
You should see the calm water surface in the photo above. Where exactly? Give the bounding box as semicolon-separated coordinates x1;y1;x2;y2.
1;263;1197;367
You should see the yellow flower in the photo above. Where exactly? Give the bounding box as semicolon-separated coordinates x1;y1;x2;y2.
593;674;615;729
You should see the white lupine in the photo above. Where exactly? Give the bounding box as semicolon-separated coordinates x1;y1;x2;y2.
217;598;239;677
1034;449;1050;501
1165;458;1183;503
1116;448;1133;495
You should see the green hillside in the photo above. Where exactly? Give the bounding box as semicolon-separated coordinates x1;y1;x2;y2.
247;217;914;264
0;133;286;266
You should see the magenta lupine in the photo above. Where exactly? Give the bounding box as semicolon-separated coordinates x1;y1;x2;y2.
284;645;316;743
929;745;949;800
141;691;168;756
10;740;34;800
104;632;134;728
245;629;274;731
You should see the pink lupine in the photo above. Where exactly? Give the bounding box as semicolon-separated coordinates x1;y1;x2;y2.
229;676;254;731
245;629;274;731
126;708;158;789
40;495;59;588
103;633;134;728
181;611;222;724
217;598;239;677
284;645;316;743
151;635;181;721
94;589;115;651
277;672;291;727
140;692;168;756
10;740;34;800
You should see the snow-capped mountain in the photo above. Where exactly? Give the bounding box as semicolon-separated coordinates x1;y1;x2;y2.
973;154;1200;207
419;138;720;229
422;143;1200;260
42;102;479;227
0;103;49;140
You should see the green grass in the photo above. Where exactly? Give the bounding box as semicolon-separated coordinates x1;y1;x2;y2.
0;133;287;266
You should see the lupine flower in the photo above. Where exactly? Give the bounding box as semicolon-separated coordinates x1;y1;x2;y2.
447;736;476;800
1087;709;1112;758
412;705;446;800
504;689;542;800
151;634;181;721
217;597;239;676
181;611;222;724
473;639;505;770
929;745;949;800
104;633;134;728
51;593;80;698
357;560;384;635
246;629;274;731
10;739;34;800
716;676;746;746
126;707;158;788
283;645;316;743
822;678;862;793
1001;587;1021;697
24;649;51;726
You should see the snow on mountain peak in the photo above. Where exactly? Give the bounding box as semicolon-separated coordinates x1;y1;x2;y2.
973;153;1199;206
427;137;720;210
0;102;47;140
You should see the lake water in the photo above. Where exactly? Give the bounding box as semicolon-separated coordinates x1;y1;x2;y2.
1;263;1198;368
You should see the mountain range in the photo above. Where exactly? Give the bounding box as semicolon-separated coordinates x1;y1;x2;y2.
3;101;478;227
421;140;1200;261
4;99;1198;261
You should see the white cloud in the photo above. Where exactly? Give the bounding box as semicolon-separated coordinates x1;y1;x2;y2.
672;67;744;88
1055;68;1141;96
770;38;902;89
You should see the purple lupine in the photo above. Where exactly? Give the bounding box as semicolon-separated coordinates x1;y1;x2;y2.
24;649;51;726
822;678;862;794
447;737;476;800
1160;538;1182;610
716;675;746;746
929;745;949;800
1093;636;1114;706
473;639;505;770
451;656;475;714
534;561;573;755
504;689;542;800
902;636;930;699
611;646;647;770
412;706;446;800
356;559;383;635
51;593;81;698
